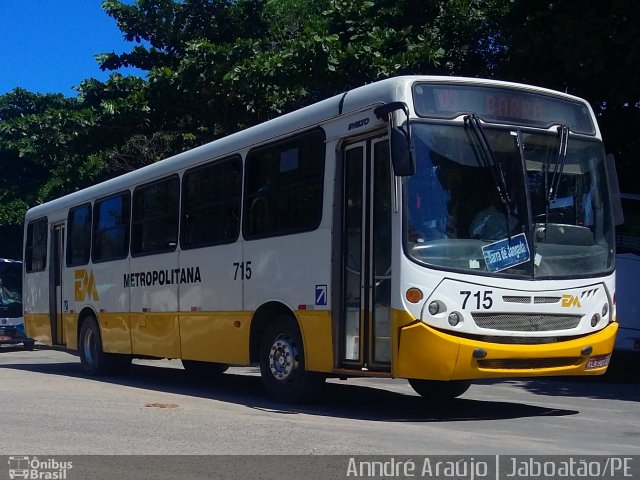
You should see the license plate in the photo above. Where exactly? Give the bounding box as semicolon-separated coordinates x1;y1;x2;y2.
0;335;12;342
585;354;611;370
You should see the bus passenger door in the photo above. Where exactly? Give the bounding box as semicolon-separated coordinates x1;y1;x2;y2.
339;138;392;371
49;224;66;346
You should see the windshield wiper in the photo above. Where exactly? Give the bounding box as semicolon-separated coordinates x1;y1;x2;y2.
547;124;570;203
540;124;570;230
464;113;512;236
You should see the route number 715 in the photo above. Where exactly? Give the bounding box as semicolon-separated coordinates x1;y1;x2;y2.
460;290;493;310
233;261;252;280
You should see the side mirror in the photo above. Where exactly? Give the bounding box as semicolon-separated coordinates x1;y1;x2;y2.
390;126;415;176
374;102;416;177
606;154;624;225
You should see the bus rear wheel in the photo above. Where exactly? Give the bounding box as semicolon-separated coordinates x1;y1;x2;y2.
259;316;324;403
408;379;471;402
79;316;130;375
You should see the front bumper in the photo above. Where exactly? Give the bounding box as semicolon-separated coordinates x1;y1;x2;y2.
394;316;618;380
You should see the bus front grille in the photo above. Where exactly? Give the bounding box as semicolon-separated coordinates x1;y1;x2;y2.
477;357;582;370
472;313;581;332
533;296;562;304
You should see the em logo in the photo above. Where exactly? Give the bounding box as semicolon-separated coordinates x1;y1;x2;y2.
75;269;99;302
561;294;581;308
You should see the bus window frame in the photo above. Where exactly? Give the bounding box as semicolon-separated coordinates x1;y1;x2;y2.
24;217;48;273
180;155;243;250
66;202;92;268
130;174;181;258
242;128;326;241
91;190;132;264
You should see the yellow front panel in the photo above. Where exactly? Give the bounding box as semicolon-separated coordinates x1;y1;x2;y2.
453;322;618;379
24;314;52;345
180;312;251;365
296;310;333;373
99;313;132;354
393;309;618;380
395;322;460;379
130;313;181;359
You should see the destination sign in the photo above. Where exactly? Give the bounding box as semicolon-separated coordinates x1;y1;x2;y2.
413;83;595;135
481;233;531;273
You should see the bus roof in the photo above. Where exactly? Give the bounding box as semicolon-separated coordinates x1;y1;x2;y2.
24;75;596;220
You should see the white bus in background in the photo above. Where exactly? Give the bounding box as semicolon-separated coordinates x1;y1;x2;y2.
23;76;623;404
615;193;640;352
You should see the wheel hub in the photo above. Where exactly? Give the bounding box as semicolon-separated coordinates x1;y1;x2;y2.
269;335;298;382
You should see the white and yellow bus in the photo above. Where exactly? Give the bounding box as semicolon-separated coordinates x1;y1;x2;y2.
23;76;621;403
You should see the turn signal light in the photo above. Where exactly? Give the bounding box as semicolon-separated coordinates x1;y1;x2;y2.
406;288;423;304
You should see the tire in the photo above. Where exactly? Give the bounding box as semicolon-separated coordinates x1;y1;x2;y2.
408;379;471;402
23;340;35;351
259;315;325;404
78;316;131;375
182;360;229;377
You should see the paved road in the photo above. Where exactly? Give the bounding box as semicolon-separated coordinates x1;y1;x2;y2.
1;346;639;456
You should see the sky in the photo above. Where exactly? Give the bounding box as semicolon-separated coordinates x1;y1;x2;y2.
0;0;144;97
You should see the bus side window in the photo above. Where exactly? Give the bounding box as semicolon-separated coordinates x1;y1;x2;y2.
243;129;325;239
181;156;242;249
250;196;270;234
132;176;179;256
25;217;48;272
66;204;92;267
93;192;131;263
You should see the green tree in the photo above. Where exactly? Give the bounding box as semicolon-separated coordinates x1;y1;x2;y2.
7;0;638;259
0;89;96;215
97;0;509;131
498;0;640;192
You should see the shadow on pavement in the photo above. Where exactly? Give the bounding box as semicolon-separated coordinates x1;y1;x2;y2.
0;351;580;423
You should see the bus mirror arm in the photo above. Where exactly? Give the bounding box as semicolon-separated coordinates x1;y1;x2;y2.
374;102;416;176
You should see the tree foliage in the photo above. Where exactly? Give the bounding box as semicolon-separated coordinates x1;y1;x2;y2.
1;0;639;258
497;0;640;191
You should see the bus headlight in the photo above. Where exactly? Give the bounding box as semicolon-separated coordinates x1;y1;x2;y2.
428;301;440;315
601;303;608;317
591;314;599;327
448;312;461;326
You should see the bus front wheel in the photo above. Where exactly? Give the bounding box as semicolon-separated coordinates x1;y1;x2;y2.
259;315;324;403
408;379;471;402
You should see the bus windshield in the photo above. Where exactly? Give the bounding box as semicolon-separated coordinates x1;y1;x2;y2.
0;262;22;304
404;122;615;278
